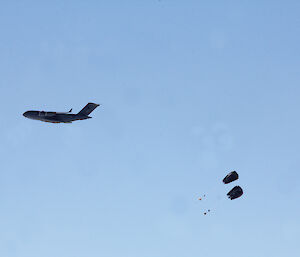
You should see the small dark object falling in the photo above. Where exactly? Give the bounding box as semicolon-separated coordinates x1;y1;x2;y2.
223;171;239;184
227;186;243;200
203;210;211;215
198;194;206;201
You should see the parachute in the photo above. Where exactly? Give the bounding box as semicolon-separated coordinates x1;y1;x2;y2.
223;171;239;184
198;171;244;215
227;186;243;200
223;171;243;200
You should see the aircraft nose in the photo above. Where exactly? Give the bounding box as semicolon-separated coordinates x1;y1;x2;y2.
23;111;29;118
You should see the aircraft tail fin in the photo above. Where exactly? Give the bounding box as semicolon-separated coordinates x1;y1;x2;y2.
78;103;100;116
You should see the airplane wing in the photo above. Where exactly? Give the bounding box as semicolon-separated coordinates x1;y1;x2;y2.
56;108;72;114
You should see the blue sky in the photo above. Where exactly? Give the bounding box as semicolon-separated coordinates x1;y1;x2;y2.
0;1;300;256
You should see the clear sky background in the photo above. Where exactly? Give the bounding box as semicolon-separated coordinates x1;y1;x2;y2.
0;1;299;257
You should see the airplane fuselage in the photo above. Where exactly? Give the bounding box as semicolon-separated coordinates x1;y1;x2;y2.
23;111;91;123
23;103;99;123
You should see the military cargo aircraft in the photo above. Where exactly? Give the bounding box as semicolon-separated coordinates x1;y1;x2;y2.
23;103;99;123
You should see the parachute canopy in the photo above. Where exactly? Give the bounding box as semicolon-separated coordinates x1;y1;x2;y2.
223;171;239;184
227;186;243;200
